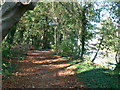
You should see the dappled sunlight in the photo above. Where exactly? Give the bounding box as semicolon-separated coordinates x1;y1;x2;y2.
57;69;75;76
14;72;32;76
14;63;73;76
27;56;47;60
18;60;33;63
3;50;85;88
33;58;65;64
47;64;71;69
27;50;54;56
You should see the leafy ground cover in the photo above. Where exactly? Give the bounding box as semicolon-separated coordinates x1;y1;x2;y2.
2;49;85;88
2;45;28;77
67;59;120;88
2;47;120;88
2;60;17;77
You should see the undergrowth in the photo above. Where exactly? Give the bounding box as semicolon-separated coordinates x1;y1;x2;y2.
2;46;25;77
67;59;120;88
2;60;17;77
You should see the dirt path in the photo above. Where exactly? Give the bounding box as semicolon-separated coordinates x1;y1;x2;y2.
3;50;85;88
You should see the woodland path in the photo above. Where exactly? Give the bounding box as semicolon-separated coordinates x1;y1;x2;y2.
3;50;86;88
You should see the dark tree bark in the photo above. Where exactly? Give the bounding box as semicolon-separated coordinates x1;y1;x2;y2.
42;16;50;49
5;25;17;45
92;36;103;62
80;7;87;60
0;0;38;40
114;2;120;74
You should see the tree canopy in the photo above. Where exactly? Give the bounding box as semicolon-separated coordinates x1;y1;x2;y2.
1;1;120;88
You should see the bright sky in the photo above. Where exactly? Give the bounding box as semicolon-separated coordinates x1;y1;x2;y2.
89;2;111;45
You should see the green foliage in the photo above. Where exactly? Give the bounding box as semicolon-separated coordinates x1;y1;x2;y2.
2;47;11;58
2;60;17;77
68;60;100;72
68;60;120;88
77;69;119;88
11;2;98;59
2;2;120;84
2;43;22;77
100;18;119;52
56;40;74;56
2;47;26;77
113;63;120;74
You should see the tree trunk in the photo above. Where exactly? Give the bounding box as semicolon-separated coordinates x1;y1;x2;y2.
114;2;120;74
18;29;24;44
92;36;103;62
42;16;49;49
0;1;38;40
80;8;87;60
5;25;17;45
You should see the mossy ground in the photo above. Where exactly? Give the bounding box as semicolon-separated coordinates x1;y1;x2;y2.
67;59;120;88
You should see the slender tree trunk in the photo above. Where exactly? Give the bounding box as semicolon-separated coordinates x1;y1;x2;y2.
54;25;57;47
114;2;120;74
52;2;59;49
42;16;49;49
77;30;81;58
92;36;103;62
115;51;119;64
80;30;86;60
80;8;87;60
17;29;25;44
114;26;120;73
118;26;120;63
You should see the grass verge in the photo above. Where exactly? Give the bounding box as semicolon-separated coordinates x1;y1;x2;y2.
67;59;120;88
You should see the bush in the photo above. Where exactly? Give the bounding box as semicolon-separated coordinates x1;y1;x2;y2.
2;47;11;58
2;60;17;77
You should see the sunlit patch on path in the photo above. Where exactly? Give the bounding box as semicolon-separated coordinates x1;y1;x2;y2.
3;50;85;88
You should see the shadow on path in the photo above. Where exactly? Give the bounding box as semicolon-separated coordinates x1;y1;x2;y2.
3;50;85;88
